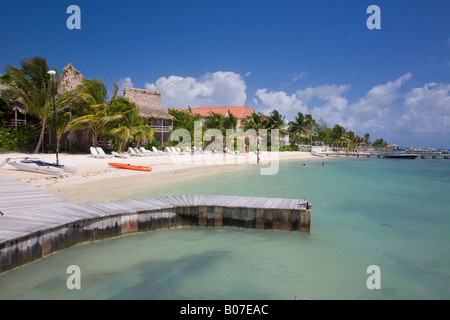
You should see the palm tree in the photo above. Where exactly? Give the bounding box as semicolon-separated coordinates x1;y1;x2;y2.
303;114;316;145
288;112;314;145
68;79;124;146
267;110;285;132
364;133;371;148
222;111;237;132
5;57;59;153
242;111;268;131
204;112;224;130
330;125;348;150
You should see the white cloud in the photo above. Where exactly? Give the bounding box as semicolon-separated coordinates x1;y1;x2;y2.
117;77;133;94
397;82;450;134
291;71;308;83
254;89;307;117
350;73;411;114
253;73;450;145
145;71;247;108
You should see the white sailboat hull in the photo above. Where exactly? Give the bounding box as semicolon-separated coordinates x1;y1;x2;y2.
6;159;64;176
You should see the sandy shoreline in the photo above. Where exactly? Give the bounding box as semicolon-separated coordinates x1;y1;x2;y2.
0;151;320;203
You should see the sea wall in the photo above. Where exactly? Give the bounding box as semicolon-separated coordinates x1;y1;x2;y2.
0;202;311;273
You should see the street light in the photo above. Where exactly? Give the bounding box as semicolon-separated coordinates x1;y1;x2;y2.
47;70;58;165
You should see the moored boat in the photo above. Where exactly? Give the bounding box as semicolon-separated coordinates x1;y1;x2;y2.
384;153;418;159
108;162;152;172
311;152;325;157
23;158;78;173
1;158;64;175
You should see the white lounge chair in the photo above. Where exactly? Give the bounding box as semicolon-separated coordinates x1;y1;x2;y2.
193;146;204;154
165;147;175;154
111;151;130;159
89;147;108;159
152;146;164;155
128;147;145;157
226;148;241;155
139;147;154;155
170;147;180;155
133;147;150;156
96;147;113;158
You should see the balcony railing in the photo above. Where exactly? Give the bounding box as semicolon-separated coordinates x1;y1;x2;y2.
149;125;173;132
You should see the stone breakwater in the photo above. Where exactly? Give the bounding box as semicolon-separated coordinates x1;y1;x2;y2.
0;178;311;273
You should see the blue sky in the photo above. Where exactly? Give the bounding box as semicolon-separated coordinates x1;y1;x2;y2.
1;0;449;148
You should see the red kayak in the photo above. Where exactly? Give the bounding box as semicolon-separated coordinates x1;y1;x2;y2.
108;163;152;172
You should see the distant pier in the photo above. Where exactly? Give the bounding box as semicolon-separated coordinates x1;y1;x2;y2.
323;152;449;159
0;178;311;272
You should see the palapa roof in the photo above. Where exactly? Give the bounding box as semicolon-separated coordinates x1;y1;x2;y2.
123;87;174;120
0;81;26;113
58;63;84;94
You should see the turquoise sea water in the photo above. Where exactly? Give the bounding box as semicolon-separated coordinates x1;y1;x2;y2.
0;158;449;299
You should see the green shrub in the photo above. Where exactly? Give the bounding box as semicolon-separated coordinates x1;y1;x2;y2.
146;138;162;150
0;127;38;152
279;145;299;152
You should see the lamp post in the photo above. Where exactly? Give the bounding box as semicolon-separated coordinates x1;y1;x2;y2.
47;70;58;165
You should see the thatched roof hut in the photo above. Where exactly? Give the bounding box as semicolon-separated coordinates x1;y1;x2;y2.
0;81;26;113
122;88;174;120
58;63;83;94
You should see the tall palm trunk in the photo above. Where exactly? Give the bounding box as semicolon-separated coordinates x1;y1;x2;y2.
34;115;47;154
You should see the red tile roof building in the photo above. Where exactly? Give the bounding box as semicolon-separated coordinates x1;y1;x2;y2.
168;106;255;128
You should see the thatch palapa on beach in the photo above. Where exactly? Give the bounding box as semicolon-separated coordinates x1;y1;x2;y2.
122;88;174;120
58;63;84;94
123;87;174;146
0;80;27;127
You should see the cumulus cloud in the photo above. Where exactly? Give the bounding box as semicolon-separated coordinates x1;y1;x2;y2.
254;89;307;117
350;73;411;114
145;71;247;108
117;77;133;93
252;73;450;145
397;82;450;134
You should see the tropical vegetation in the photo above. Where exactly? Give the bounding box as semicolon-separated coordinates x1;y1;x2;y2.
0;56;155;153
0;55;390;153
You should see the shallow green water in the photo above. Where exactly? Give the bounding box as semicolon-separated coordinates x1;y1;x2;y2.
1;158;449;299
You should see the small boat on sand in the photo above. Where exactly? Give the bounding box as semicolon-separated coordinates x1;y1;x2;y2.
1;158;64;175
1;157;77;175
108;162;152;172
311;152;325;157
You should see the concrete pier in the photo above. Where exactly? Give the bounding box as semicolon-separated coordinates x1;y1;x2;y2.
0;178;311;272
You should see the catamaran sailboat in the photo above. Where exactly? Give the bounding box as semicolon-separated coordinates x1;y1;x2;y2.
0;157;77;176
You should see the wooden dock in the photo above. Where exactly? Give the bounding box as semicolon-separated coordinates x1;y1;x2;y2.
322;152;449;159
0;177;311;272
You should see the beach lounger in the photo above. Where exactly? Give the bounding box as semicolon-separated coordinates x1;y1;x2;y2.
139;147;155;155
133;147;150;156
128;147;145;157
170;147;180;155
96;147;113;158
111;151;130;159
89;147;109;159
165;147;176;154
152;146;164;155
226;148;241;155
193;146;204;154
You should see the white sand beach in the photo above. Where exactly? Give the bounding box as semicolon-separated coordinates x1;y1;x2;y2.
0;151;318;203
